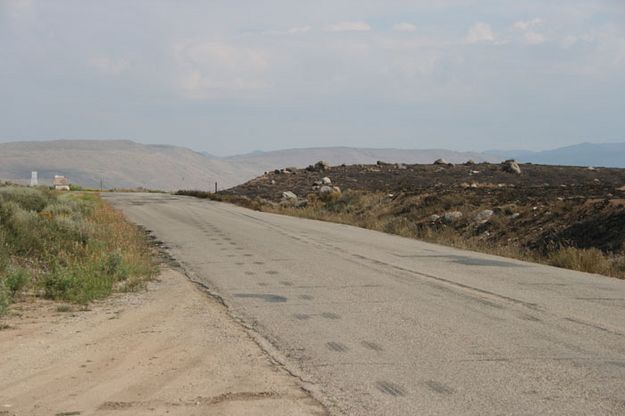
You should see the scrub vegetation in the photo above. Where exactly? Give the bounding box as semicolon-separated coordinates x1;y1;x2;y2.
0;185;157;316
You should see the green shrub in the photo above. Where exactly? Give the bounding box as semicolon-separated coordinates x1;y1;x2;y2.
0;288;9;316
42;266;113;304
0;234;8;274
101;251;125;279
4;267;29;296
42;269;75;300
3;207;47;256
0;186;52;212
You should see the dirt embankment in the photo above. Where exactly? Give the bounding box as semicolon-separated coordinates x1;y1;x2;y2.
0;268;326;416
189;161;625;277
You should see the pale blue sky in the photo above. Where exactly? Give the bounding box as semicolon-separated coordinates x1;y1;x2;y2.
1;0;624;155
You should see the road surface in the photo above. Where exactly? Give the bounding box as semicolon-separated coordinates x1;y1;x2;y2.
105;193;625;416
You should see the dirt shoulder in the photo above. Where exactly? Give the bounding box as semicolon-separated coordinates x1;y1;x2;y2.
0;268;326;416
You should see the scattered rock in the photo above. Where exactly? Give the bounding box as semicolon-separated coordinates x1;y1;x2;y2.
319;185;341;200
285;167;298;173
396;163;408;170
319;185;333;196
464;160;476;165
475;209;494;223
617;185;625;192
443;211;463;223
281;191;297;201
316;160;330;170
321;177;332;185
306;160;330;172
502;160;522;175
270;180;276;185
434;158;451;166
430;214;441;222
511;213;520;219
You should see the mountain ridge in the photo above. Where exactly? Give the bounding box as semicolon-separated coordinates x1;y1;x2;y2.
486;142;625;168
2;140;623;191
0;140;497;190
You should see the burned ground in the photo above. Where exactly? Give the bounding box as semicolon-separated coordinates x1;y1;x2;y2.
181;161;625;277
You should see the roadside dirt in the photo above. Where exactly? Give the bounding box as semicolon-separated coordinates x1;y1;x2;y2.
0;268;326;416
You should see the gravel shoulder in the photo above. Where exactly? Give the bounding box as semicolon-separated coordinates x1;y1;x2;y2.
0;268;326;416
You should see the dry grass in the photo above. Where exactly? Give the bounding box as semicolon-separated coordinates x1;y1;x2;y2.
547;247;625;278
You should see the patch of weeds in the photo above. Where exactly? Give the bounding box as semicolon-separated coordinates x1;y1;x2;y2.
5;267;30;297
548;247;613;276
42;266;114;305
56;304;73;312
118;276;147;293
0;288;10;316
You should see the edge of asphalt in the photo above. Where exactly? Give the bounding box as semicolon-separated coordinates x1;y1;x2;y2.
154;233;338;416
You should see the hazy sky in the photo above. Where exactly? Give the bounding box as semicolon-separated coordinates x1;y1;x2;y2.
1;0;624;155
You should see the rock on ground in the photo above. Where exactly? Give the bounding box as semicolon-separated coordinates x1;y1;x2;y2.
282;191;298;201
443;211;463;223
475;209;494;223
502;160;522;175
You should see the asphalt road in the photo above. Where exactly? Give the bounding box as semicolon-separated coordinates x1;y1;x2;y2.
105;193;625;416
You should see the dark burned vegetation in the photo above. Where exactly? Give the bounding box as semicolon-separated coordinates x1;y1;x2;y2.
0;185;157;316
178;161;625;278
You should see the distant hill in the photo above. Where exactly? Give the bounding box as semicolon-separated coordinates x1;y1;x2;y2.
0;140;243;191
487;143;625;168
5;139;620;191
225;146;497;173
0;140;498;191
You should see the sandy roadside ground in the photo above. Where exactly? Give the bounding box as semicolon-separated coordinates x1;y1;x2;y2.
0;268;327;416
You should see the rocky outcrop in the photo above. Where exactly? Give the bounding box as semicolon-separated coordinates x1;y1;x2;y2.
502;160;522;175
307;160;330;172
281;191;297;201
475;209;494;223
443;211;463;223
